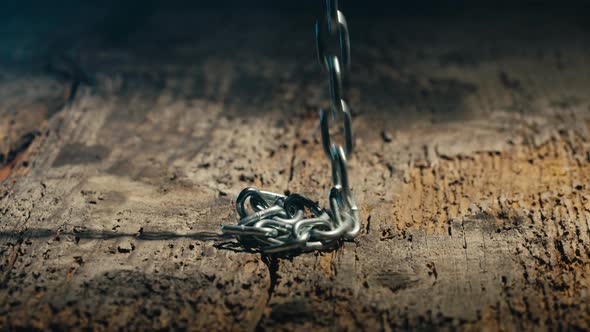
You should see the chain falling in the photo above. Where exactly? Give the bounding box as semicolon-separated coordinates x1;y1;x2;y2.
221;0;360;253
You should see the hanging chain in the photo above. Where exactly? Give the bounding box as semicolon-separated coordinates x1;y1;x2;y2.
221;0;360;254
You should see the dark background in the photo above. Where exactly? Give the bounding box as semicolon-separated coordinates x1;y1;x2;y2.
1;1;588;66
1;0;588;123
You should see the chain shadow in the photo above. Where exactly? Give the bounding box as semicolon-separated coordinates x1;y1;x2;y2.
0;228;339;257
0;228;272;255
0;228;232;242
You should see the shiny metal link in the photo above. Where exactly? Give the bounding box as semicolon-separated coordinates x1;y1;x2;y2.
326;0;339;31
327;55;343;111
221;0;360;254
222;187;339;253
317;0;359;244
320;100;353;157
315;2;350;70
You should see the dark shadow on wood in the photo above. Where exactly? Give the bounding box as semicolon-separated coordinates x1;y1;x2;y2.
0;228;298;255
2;229;327;256
0;229;231;241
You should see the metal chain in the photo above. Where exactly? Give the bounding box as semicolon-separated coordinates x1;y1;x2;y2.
221;0;360;254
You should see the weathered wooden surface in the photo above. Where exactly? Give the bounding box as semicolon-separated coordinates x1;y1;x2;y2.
1;5;590;331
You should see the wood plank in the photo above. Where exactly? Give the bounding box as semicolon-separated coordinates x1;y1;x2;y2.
1;6;589;330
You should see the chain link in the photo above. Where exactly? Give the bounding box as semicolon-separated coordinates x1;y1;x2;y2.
221;1;360;254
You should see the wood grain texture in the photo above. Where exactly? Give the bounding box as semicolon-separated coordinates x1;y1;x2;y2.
1;6;590;331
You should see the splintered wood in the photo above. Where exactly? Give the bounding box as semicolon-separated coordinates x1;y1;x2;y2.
1;7;590;331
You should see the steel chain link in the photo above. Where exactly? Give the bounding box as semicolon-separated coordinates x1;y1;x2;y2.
221;0;360;253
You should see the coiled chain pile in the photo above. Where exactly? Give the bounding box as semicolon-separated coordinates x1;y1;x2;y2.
221;0;360;253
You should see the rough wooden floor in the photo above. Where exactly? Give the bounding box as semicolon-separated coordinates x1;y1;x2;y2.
1;5;590;331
